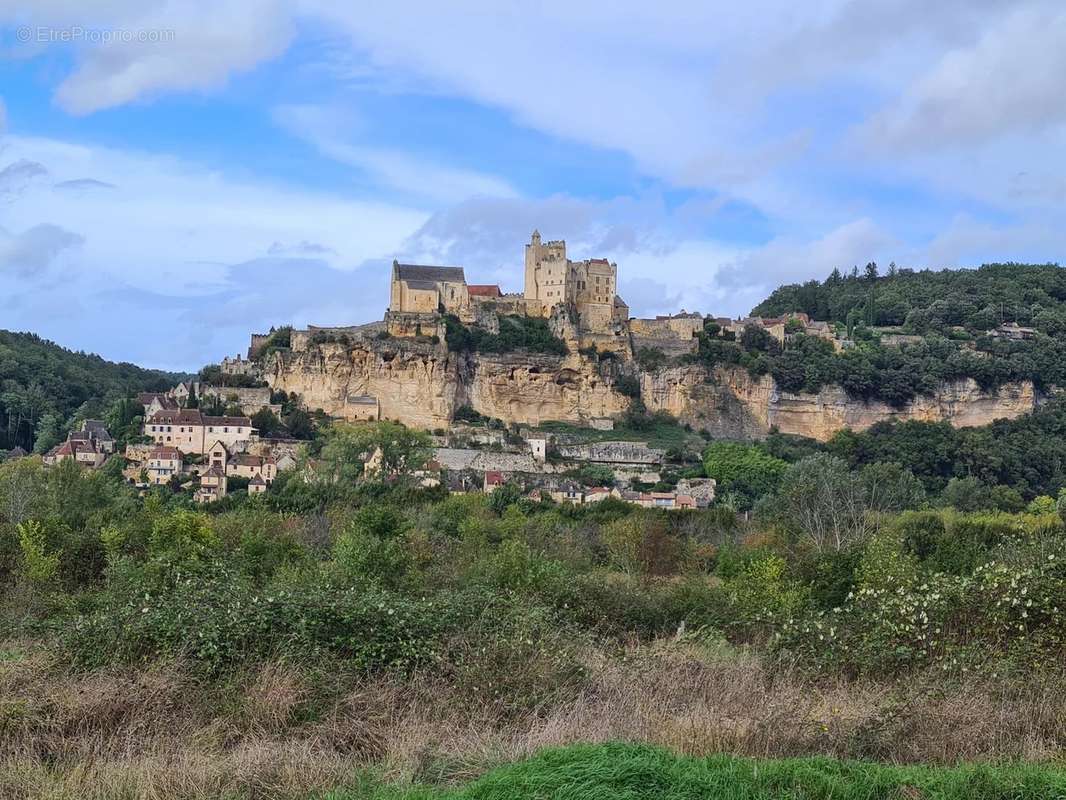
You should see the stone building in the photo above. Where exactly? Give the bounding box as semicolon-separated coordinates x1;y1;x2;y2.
390;262;468;315
144;409;255;456
146;446;183;485
523;230;628;332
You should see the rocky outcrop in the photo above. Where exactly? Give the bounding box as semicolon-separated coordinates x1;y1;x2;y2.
267;340;458;430
269;339;1042;440
642;364;1041;441
267;342;630;429
462;353;630;426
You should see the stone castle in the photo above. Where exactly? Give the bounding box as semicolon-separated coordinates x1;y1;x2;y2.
245;231;1043;442
388;231;628;338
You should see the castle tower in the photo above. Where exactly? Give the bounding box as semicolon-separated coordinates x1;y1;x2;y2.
524;230;568;316
524;230;542;301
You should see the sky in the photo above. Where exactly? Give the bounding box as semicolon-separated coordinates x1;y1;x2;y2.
1;1;1064;371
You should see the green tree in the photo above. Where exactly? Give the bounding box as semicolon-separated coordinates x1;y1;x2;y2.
33;413;65;454
702;442;787;508
251;407;281;436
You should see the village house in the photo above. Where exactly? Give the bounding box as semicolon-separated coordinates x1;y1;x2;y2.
78;420;115;454
220;354;259;377
483;470;505;493
227;453;277;484
584;486;621;504
43;438;106;468
144;409;255;456
43;420;115;468
146;446;183;485
992;322;1037;341
248;474;268;495
195;466;228;503
345;394;380;422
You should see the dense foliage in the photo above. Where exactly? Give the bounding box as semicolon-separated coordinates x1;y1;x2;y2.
824;398;1066;500
3;419;1063;686
444;315;567;356
753;262;1066;333
0;331;182;452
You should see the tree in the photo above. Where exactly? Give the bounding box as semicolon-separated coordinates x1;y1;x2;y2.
760;454;883;552
186;385;199;408
309;422;432;491
702;442;787;509
33;413;65;454
284;408;315;440
251;408;281;436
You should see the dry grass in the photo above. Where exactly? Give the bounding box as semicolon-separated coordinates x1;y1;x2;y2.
0;637;1063;799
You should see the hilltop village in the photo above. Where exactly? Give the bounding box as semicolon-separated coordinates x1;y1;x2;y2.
29;232;1044;507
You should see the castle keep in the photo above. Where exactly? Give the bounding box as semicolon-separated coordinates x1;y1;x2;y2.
523;230;628;330
388;231;628;336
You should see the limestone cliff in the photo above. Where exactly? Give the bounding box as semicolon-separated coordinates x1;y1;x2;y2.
266;340;630;429
268;339;1042;440
641;365;1040;441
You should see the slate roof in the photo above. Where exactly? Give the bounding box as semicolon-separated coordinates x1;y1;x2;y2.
394;262;466;283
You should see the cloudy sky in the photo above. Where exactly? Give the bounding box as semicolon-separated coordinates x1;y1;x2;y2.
1;1;1064;370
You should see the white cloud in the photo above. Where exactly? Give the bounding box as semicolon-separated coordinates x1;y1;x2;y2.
717;218;898;298
273;103;516;203
4;0;294;115
0;134;430;367
859;4;1066;152
0;223;83;277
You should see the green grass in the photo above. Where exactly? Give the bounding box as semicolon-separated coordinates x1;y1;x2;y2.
326;743;1066;800
536;418;698;450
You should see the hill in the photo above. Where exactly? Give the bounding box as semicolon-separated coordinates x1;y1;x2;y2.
0;330;185;453
751;262;1066;333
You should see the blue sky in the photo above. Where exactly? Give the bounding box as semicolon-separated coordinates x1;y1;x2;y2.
1;1;1064;370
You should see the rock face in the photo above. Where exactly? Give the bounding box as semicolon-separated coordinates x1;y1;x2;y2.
267;341;630;430
463;353;630;425
269;339;1042;440
641;365;1041;441
267;340;458;430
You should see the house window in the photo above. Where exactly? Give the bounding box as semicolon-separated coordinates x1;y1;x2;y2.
223;427;228;433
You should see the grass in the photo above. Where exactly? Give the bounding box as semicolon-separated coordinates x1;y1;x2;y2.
536;417;699;450
328;742;1066;800
2;636;1064;799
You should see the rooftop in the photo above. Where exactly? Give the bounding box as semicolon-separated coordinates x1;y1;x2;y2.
394;262;466;284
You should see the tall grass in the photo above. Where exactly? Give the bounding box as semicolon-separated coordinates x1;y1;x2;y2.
330;742;1066;799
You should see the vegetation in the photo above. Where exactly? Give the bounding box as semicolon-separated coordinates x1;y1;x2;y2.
0;330;182;453
444;315;567;356
753;262;1066;333
8;265;1066;797
335;742;1066;799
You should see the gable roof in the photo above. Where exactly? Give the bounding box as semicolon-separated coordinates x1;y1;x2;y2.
468;284;502;298
149;446;182;460
394;262;466;284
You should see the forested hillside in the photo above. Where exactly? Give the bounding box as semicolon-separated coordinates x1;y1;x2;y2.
0;331;183;453
752;262;1066;333
677;263;1066;408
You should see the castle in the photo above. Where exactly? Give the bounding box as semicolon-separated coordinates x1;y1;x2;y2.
388;231;628;335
